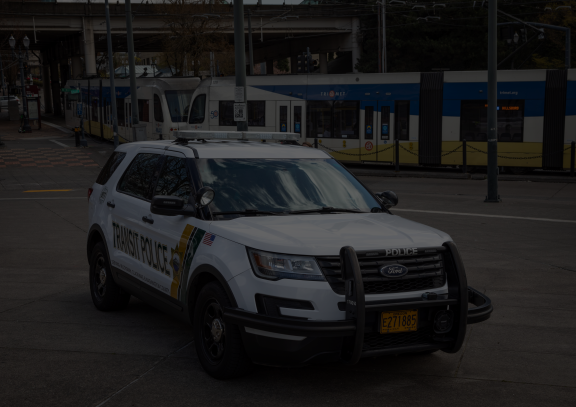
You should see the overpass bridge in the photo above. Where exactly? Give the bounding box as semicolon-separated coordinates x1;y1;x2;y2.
0;2;360;115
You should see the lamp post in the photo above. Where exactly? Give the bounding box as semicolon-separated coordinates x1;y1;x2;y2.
9;35;32;133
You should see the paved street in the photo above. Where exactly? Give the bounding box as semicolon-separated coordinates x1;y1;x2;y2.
1;120;575;406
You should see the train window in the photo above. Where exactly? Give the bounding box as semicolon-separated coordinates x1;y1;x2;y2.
294;106;302;134
381;106;390;140
189;94;206;124
219;101;235;126
394;101;410;140
279;106;288;132
165;90;194;122
116;98;125;127
154;95;164;123
460;100;524;142
138;99;150;122
365;106;374;140
334;101;359;139
307;101;332;138
248;101;265;126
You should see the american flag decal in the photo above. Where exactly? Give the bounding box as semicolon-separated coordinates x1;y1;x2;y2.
202;233;216;246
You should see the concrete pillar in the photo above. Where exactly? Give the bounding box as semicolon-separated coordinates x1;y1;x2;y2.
71;56;83;79
83;18;97;76
42;55;53;114
319;53;328;74
290;55;298;74
60;59;70;87
352;17;360;73
266;59;274;75
50;58;62;116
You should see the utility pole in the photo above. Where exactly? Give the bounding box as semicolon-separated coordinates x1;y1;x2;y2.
377;3;382;73
234;0;248;131
486;0;500;202
382;0;387;73
125;0;139;140
0;52;6;96
105;0;119;147
248;9;254;76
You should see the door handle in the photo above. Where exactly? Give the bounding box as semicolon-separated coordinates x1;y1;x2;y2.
107;201;115;208
142;216;154;224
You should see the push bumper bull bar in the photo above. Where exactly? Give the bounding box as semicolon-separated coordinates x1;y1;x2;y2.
222;242;492;364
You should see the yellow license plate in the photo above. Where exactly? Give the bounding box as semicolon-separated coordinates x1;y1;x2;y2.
380;310;418;334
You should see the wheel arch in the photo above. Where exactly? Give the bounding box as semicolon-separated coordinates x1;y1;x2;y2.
185;264;238;325
87;224;109;264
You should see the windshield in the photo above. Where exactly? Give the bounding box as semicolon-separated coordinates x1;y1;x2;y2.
165;90;193;122
196;158;381;218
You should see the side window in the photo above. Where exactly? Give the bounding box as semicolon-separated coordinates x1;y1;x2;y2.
117;153;162;199
247;101;265;127
189;94;206;124
219;101;235;126
96;152;127;185
333;101;359;139
307;101;332;138
154;94;164;122
154;156;193;201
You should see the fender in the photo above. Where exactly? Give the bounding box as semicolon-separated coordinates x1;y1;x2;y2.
87;224;110;264
442;241;468;354
184;264;239;324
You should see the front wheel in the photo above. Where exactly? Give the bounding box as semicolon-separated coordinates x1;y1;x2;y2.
89;242;130;311
193;282;253;379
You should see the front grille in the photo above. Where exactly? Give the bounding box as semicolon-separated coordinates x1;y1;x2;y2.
316;247;447;295
363;327;433;351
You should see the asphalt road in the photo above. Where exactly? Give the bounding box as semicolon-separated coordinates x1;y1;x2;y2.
1;124;575;406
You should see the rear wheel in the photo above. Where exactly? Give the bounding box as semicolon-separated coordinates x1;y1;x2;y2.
89;242;130;311
194;282;253;379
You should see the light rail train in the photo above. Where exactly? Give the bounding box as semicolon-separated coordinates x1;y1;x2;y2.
65;69;575;171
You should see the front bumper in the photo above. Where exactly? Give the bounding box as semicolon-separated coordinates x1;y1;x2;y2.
222;242;493;366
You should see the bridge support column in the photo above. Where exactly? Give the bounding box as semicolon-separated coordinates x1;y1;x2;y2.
266;59;274;75
42;55;53;114
71;56;83;80
83;18;97;76
50;58;62;116
352;17;360;73
319;53;328;74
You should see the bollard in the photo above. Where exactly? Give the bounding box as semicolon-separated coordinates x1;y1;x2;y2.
571;141;575;177
462;139;467;173
314;137;318;149
395;139;399;172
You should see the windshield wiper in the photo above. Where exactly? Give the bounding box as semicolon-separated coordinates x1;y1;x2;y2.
288;207;366;215
212;209;287;217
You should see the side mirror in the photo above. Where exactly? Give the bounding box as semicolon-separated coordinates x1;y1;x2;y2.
151;195;195;216
195;186;215;208
377;190;398;209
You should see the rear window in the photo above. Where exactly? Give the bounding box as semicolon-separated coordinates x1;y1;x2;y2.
95;152;127;185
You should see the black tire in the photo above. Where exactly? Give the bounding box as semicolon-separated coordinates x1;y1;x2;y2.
89;242;130;311
194;282;253;379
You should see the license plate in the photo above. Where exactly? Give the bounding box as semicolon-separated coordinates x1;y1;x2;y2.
380;310;418;334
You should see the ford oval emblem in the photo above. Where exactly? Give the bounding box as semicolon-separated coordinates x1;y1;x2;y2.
380;264;408;278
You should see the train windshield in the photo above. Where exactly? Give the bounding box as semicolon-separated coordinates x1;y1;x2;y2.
196;158;381;218
165;90;194;122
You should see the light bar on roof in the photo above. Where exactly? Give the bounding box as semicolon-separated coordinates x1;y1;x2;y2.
174;130;299;141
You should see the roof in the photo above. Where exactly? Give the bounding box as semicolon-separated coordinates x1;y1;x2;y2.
117;140;331;160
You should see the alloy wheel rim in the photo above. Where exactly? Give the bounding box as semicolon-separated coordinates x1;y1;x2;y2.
95;255;107;297
202;300;226;363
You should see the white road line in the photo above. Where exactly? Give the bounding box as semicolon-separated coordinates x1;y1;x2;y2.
394;208;576;224
50;139;69;148
0;197;85;201
43;121;73;134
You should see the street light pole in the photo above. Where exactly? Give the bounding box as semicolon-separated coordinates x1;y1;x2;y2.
0;52;6;96
486;0;500;202
105;0;119;147
9;36;32;133
382;0;387;73
234;0;248;131
125;0;139;140
248;9;254;76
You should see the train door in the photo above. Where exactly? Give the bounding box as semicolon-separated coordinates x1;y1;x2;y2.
276;101;290;133
291;101;305;140
394;101;410;141
377;102;393;162
361;101;377;161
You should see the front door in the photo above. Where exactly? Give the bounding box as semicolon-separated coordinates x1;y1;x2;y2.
277;101;290;133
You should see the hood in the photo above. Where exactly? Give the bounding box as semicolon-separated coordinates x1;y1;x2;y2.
209;213;451;256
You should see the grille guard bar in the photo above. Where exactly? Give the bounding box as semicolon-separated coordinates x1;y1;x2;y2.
222;244;493;363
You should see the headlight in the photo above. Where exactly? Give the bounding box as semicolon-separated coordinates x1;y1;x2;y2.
247;248;325;281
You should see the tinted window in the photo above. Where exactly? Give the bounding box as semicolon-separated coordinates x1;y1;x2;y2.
117;153;162;199
334;101;359;139
95;152;127;185
197;158;381;218
154;94;164;122
307;101;332;138
154;156;193;201
189;94;206;124
248;101;265;127
460;100;524;142
165;90;193;122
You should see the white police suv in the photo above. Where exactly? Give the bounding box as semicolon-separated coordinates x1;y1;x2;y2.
87;131;492;379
